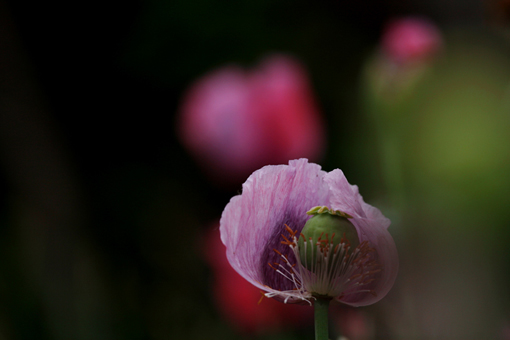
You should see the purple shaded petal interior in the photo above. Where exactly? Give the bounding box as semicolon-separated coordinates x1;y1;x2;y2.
220;159;330;294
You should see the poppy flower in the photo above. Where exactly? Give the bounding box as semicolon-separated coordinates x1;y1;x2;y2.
177;55;325;184
220;159;398;307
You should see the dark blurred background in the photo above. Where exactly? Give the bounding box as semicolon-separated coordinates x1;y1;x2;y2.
1;0;509;339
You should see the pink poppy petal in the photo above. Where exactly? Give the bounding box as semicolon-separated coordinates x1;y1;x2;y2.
338;216;398;306
324;169;366;218
220;159;330;294
323;168;397;306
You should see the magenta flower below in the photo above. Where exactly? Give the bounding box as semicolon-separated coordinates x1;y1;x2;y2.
220;159;398;307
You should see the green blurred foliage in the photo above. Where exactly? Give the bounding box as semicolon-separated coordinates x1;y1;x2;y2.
362;27;510;338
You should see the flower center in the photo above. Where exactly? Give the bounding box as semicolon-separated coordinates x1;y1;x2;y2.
266;207;381;302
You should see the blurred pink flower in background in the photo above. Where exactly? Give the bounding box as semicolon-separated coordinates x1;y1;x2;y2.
178;55;325;184
381;17;442;64
204;227;313;334
362;16;443;111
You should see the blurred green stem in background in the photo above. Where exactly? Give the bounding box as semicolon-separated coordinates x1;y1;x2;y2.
380;124;406;211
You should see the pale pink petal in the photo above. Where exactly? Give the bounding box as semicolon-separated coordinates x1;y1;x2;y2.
338;215;398;306
324;169;367;218
220;159;330;295
324;168;397;306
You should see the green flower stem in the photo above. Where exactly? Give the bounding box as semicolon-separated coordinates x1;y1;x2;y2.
314;297;330;340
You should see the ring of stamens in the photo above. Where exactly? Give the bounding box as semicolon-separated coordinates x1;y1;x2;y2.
266;224;381;303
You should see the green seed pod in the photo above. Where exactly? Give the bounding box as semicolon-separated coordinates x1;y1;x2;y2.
298;207;359;269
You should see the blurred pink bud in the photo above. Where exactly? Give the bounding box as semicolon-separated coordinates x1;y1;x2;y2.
204;227;313;334
381;17;442;64
178;55;325;184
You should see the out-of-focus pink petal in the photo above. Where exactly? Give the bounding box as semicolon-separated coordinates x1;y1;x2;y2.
381;17;442;64
178;67;262;177
177;55;325;184
220;159;330;294
250;55;325;163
